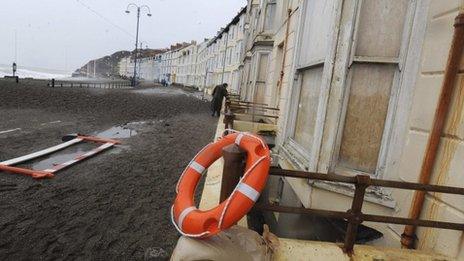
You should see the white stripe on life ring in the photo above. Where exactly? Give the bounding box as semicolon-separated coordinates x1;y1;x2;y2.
189;161;205;174
235;133;244;146
178;206;196;230
237;183;260;202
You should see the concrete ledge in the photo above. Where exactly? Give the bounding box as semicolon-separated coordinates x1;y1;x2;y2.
233;119;277;133
275;238;452;260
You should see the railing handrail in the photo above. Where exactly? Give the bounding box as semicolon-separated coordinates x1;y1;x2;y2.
48;79;132;89
270;167;464;195
266;167;464;253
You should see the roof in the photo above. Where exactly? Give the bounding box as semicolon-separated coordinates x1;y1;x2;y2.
207;6;247;47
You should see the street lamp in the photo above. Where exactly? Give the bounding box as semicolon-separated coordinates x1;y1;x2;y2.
138;41;149;79
125;3;152;87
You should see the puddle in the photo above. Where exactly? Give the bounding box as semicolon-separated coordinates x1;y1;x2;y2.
18;125;139;171
40;120;62;126
133;88;206;100
126;121;147;126
134;88;187;96
26;143;97;170
95;126;138;139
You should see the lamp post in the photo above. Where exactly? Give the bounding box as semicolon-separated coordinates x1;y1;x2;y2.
138;41;148;79
125;3;152;87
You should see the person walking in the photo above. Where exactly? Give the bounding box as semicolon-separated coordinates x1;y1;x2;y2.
210;83;228;117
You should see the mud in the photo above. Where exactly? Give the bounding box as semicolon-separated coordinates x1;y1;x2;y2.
0;81;217;260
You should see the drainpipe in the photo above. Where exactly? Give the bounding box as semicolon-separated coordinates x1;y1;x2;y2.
401;11;464;249
277;8;293;108
221;31;230;83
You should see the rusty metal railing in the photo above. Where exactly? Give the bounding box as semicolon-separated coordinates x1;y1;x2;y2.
263;167;464;253
219;145;464;254
224;94;279;129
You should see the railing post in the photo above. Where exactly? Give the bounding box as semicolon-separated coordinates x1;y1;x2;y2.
225;99;231;113
223;112;235;134
343;175;370;254
220;144;246;202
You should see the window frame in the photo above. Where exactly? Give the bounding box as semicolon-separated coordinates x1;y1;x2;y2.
330;0;417;178
248;50;271;102
282;0;340;171
262;0;277;34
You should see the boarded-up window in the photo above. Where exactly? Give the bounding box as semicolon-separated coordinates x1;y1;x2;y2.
355;0;410;58
336;0;412;175
339;64;395;173
264;0;277;32
254;53;270;104
289;0;336;155
293;67;323;151
298;0;335;66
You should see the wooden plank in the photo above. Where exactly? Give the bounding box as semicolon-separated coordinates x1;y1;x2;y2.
0;128;21;135
43;142;115;173
0;138;83;166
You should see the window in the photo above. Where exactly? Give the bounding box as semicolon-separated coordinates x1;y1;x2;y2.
227;48;233;65
230;26;235;40
235;42;242;64
334;0;412;176
263;0;276;33
253;53;270;104
285;0;336;167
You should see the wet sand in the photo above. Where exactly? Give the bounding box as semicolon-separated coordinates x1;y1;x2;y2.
0;80;216;260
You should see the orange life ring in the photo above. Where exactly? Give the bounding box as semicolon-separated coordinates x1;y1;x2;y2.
171;132;271;238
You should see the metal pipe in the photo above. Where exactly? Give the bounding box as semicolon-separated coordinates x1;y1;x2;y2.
254;204;464;231
254;204;351;219
133;7;140;87
277;8;293;107
231;113;279;119
343;175;370;253
221;32;230;84
268;167;464;195
228;104;279;111
402;11;464;249
126;4;151;87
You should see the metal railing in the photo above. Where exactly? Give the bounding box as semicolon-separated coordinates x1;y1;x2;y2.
48;79;132;89
263;167;464;253
223;94;280;130
219;145;464;254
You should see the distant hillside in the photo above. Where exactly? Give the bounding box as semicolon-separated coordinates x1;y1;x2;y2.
74;49;165;78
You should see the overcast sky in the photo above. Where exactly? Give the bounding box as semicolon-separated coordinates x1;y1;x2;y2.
0;0;246;72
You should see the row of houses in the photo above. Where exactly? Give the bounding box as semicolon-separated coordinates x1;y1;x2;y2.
236;0;464;258
118;1;464;258
117;7;247;93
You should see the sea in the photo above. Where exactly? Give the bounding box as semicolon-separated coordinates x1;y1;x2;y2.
0;64;71;79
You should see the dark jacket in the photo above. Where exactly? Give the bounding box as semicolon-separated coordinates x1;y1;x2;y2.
211;85;228;112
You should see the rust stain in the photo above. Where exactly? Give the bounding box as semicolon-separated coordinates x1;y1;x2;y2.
434;139;459;194
445;74;464;137
419;198;440;249
420;64;464;251
431;75;464;198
